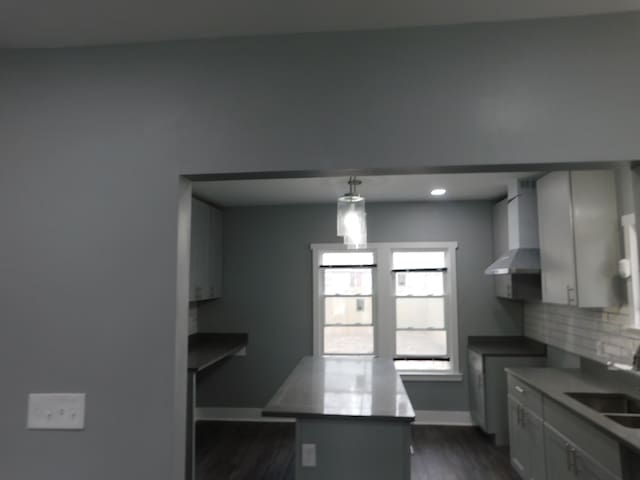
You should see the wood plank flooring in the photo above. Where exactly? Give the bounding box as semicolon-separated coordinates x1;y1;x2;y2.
196;421;518;480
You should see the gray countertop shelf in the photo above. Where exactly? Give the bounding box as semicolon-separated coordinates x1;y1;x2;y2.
506;367;640;454
188;333;248;372
263;356;415;422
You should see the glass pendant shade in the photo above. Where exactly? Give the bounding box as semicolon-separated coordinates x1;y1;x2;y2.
337;194;367;249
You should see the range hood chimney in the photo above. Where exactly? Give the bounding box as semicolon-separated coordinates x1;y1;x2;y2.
485;179;540;275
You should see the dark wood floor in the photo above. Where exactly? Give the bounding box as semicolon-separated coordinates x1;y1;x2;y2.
196;421;518;480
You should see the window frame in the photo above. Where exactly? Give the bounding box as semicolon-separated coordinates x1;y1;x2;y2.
311;241;461;382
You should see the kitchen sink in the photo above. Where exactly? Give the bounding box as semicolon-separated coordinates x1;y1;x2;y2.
605;414;640;428
565;392;640;414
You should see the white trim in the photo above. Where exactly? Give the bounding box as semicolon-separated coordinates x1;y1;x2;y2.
195;407;472;426
196;407;295;423
413;410;473;426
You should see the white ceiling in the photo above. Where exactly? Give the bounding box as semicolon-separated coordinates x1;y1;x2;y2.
2;0;640;48
193;172;539;207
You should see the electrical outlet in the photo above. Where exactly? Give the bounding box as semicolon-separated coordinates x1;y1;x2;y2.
27;393;86;430
301;443;316;467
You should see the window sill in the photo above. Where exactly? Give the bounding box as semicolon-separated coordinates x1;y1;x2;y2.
399;371;463;382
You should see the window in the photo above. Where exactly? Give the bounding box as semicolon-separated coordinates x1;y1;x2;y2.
318;251;376;355
312;242;460;380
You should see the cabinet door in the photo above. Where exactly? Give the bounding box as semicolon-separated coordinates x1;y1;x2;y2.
190;198;210;301
570;170;619;308
468;351;486;430
209;206;223;299
537;172;577;306
508;396;528;478
544;424;575;479
524;410;546;480
575;450;619;480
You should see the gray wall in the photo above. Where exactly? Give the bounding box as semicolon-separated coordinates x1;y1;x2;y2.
1;12;640;479
198;202;523;410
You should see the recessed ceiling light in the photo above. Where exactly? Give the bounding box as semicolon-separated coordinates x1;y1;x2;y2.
430;188;447;196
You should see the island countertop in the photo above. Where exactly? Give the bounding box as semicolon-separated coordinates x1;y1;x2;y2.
262;356;415;422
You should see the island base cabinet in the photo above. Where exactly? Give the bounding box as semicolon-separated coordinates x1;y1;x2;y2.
544;424;619;480
295;418;411;480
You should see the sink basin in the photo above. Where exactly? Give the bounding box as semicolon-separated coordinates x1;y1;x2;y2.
605;414;640;428
565;392;640;414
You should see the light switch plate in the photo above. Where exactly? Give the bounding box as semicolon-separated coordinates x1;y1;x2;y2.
301;443;316;467
27;393;86;430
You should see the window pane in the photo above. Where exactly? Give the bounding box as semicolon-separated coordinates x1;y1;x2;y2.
324;269;372;295
396;297;445;329
324;326;374;354
392;251;445;270
321;251;374;266
325;297;372;325
396;331;447;356
394;360;451;371
395;272;444;296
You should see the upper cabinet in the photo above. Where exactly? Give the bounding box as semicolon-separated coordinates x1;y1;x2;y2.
536;171;619;308
190;197;223;302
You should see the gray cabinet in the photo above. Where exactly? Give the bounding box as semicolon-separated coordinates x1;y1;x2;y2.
469;352;545;446
468;350;486;430
506;373;622;480
536;171;619;308
189;197;223;302
508;389;546;479
508;395;528;477
544;424;618;480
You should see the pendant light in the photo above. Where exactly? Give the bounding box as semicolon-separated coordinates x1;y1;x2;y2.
337;177;367;249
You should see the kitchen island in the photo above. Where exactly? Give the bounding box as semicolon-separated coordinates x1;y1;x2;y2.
263;356;415;480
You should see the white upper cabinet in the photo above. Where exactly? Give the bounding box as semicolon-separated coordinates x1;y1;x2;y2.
536;171;619;308
190;197;223;302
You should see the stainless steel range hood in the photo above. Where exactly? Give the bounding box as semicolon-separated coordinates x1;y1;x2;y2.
485;180;540;275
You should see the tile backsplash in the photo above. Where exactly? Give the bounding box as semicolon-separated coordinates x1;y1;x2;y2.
524;302;640;365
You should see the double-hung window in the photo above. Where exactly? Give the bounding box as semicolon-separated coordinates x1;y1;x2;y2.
317;250;376;355
312;242;460;380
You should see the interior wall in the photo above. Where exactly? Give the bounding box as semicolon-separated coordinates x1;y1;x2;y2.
197;201;524;411
1;11;640;479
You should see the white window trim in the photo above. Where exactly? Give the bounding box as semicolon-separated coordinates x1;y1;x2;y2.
311;241;461;382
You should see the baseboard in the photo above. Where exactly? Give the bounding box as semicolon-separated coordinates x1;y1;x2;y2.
413;410;473;426
196;407;295;423
196;407;472;426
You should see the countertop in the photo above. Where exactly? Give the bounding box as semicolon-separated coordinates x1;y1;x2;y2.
262;356;415;422
468;336;546;357
506;367;640;453
188;333;248;372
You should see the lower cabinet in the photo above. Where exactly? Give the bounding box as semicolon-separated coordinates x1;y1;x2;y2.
507;373;623;480
508;395;546;479
544;424;618;480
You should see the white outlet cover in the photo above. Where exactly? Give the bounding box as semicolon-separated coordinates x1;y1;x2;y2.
301;443;316;467
27;393;86;430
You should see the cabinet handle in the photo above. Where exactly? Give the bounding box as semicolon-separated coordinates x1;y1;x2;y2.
514;385;525;394
567;285;576;305
569;448;577;475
